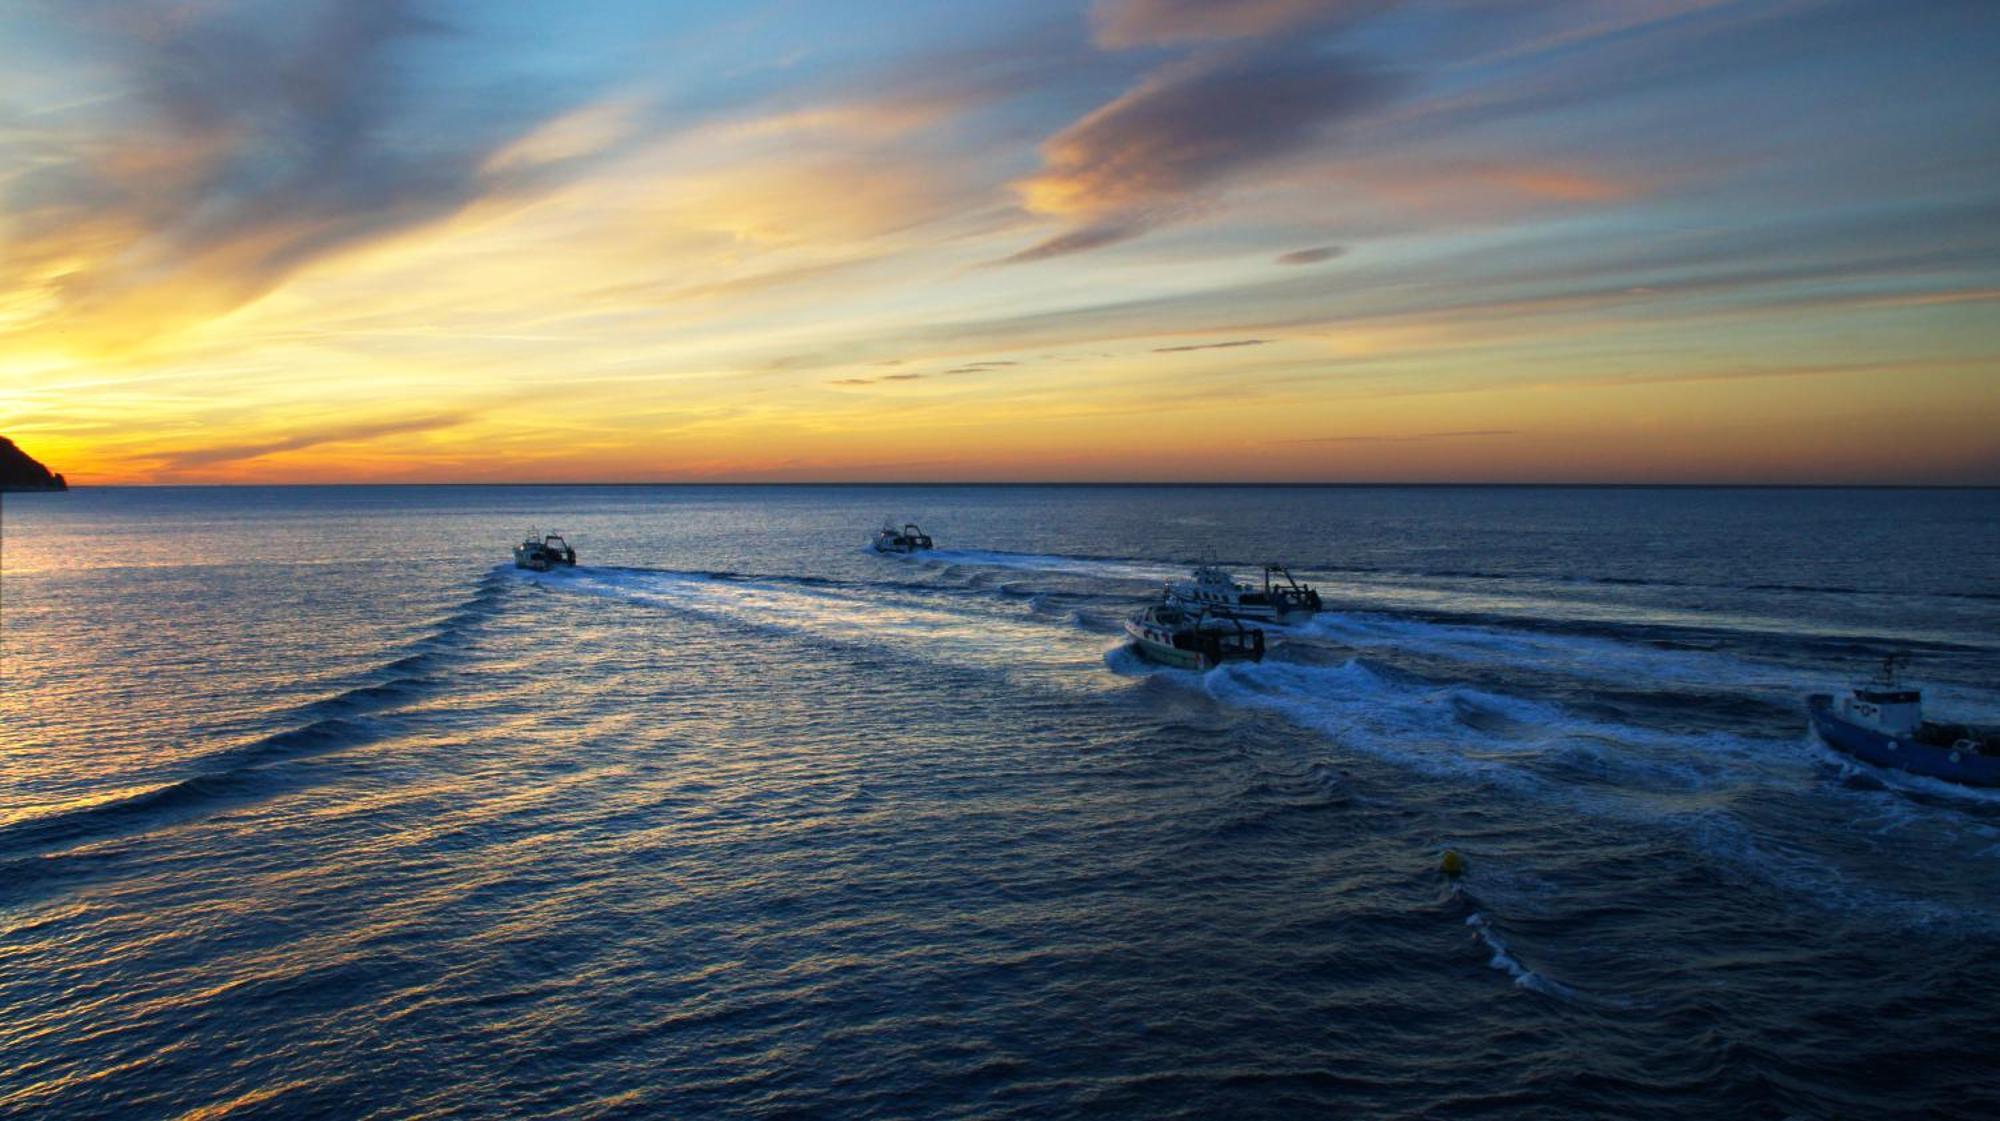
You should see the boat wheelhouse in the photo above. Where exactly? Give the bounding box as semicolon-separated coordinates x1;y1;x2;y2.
1164;563;1322;624
874;522;934;553
513;531;577;572
1124;602;1266;671
1808;654;1999;787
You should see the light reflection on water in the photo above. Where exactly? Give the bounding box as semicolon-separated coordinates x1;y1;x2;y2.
2;485;1999;1118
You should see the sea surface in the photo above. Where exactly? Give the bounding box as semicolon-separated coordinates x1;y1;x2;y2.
3;485;1999;1119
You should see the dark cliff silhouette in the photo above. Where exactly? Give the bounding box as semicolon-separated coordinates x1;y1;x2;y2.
1;436;67;491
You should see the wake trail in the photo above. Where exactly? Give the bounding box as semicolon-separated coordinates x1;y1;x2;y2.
0;570;513;863
527;565;1121;690
542;556;2000;927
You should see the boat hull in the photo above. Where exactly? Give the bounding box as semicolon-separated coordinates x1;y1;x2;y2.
1809;694;2000;787
1124;622;1210;670
513;545;574;571
1123;614;1264;671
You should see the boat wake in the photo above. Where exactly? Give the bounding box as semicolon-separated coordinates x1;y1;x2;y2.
0;571;514;870
912;548;1179;586
530;565;1124;692
513;552;2000;928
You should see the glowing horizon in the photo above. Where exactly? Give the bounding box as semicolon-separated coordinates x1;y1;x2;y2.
3;0;1997;485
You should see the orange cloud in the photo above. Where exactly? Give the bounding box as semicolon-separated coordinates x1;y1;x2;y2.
1477;166;1637;203
1287;157;1649;225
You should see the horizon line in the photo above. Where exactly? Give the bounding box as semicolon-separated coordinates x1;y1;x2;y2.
27;481;2000;491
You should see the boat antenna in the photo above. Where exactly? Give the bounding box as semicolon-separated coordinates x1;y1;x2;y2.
1877;651;1910;685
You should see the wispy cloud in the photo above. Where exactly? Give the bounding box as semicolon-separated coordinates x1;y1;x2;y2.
829;358;1023;387
1153;339;1270;352
1277;429;1516;444
1091;0;1391;48
5;0;1995;485
152;412;474;470
1276;246;1343;265
1006;42;1393;261
4;0;597;351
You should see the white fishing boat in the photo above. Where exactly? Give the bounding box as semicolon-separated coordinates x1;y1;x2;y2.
513;531;577;571
1124;602;1266;670
1164;564;1322;624
874;521;934;553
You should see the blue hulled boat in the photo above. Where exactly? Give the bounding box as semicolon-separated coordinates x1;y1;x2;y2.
1808;655;1999;787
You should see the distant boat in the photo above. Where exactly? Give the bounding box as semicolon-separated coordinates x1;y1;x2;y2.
874;521;934;554
514;531;577;572
1125;601;1266;670
1164;563;1322;624
1809;654;1999;786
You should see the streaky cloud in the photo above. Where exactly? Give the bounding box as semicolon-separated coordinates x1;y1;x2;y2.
1277;246;1344;265
1092;0;1392;48
1154;339;1270;352
6;0;598;350
1001;221;1148;264
1278;429;1515;444
1007;41;1393;261
154;411;474;470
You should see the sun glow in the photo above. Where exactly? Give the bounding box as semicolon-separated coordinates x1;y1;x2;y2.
1;1;1995;484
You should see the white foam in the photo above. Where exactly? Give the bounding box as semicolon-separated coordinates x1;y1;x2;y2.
918;548;1180;585
532;565;1116;693
1294;611;1806;698
1101;642;1163;677
532;563;2000;927
1188;657;1633;790
1464;912;1589;1004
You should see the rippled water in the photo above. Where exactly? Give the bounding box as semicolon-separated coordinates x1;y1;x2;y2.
3;485;1998;1119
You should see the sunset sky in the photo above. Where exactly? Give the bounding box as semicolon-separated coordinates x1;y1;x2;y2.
2;0;1995;484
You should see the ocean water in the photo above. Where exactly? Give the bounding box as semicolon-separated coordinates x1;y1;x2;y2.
3;484;1998;1119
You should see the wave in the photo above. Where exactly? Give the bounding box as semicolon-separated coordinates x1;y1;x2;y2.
1464;911;1596;1005
0;570;514;862
0;717;385;857
1126;652;1996;926
532;564;1119;690
1289;611;1815;704
863;549;1995;735
1186;657;1605;789
912;548;1179;585
1354;565;1996;604
528;556;1999;926
898;554;1988;672
920;544;2000;604
1811;738;2000;811
1314;599;1996;661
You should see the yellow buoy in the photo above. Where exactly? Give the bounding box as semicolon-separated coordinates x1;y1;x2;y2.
1439;849;1468;877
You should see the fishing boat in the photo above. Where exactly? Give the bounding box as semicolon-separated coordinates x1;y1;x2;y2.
513;531;577;572
874;522;934;553
1124;602;1266;670
1808;654;1999;787
1164;563;1322;624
